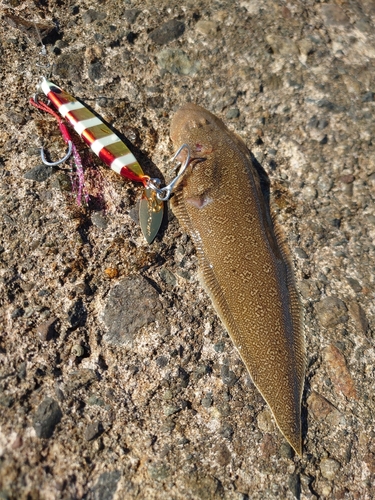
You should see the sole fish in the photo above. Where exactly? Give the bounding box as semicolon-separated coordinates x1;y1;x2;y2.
170;104;306;456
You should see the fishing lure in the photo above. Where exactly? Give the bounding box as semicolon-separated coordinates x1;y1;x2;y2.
30;78;188;243
170;104;306;455
27;22;191;242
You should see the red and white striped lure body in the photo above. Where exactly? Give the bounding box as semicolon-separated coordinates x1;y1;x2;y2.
39;77;149;185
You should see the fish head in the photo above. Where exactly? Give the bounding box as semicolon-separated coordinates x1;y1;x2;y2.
170;103;217;159
170;104;227;207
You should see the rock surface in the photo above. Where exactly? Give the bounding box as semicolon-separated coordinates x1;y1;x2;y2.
0;1;374;499
33;398;62;439
102;275;162;345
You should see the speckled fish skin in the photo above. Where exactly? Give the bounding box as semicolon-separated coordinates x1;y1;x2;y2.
170;104;306;456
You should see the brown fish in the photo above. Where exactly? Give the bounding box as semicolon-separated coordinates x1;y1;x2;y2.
170;104;306;455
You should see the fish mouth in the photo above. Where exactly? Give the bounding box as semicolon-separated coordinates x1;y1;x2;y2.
170;104;216;161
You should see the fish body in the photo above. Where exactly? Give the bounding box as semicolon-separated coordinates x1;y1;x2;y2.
170;104;305;455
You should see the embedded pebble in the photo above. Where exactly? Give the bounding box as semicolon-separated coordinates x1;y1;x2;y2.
156;356;169;368
279;442;293;459
18;362;26;380
347;301;369;335
260;434;277;459
195;20;218;36
11;307;23;319
323;344;357;399
220;423;234;441
346;277;362;292
54;385;65;402
90;470;121;500
266;34;298;56
67;299;87;329
302;186;317;200
362;91;374;102
82;9;106;24
157;49;199;75
164;405;181;416
220;365;237;386
176;269;191;280
298;38;315;58
320;4;350;27
91;212;108;229
104;267;119;279
294;248;308;259
85;46;104;64
88;395;105;406
321;484;332;496
194;365;209;381
307;391;345;426
53;53;84;82
159;267;177;286
33;398;62;439
257;409;275;433
363;452;375;474
214;341;225;353
36;317;57;341
226;108;240;119
149;19;185;45
84;421;101;441
288;474;301;499
51;171;72;192
317;176;333;195
123;9;141;24
215;442;231;466
339;174;354;185
163;390;173;401
8;111;26;125
315;297;348;328
88;61;106;82
0;395;14;408
66;369;97;393
181;474;221;500
201;392;213;408
148;463;170;481
320;458;341;480
102;275;162;345
24;165;56;182
177;366;190;388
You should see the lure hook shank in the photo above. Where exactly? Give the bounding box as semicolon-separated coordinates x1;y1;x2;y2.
40;141;73;166
30;96;73;166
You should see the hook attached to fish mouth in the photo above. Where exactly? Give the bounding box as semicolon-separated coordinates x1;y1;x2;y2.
147;144;206;202
147;143;191;201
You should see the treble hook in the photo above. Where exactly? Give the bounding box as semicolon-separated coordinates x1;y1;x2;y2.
148;144;191;201
40;141;73;166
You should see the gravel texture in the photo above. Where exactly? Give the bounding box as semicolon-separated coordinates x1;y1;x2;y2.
0;1;375;499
